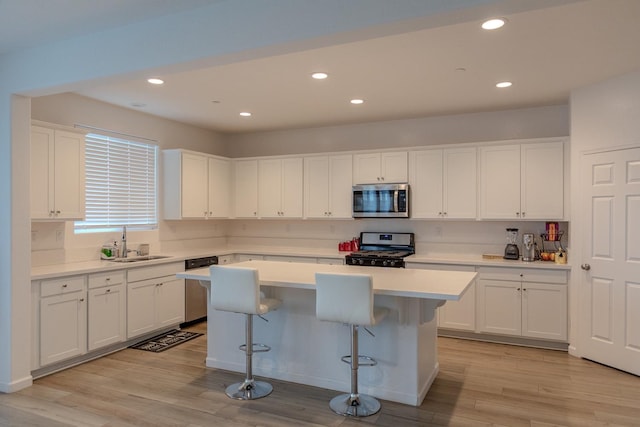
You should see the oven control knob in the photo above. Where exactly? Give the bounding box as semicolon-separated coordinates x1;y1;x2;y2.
382;260;388;266
370;260;376;266
358;259;364;265
390;260;396;267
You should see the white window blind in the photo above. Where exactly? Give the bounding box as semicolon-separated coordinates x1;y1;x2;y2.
75;133;158;233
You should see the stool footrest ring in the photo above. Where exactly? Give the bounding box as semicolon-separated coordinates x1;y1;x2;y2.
340;355;377;366
239;343;271;353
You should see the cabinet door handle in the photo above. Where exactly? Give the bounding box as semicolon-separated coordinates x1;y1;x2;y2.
523;288;527;291
56;210;61;215
581;264;591;271
522;212;526;217
516;212;520;217
62;284;68;288
516;288;521;291
106;289;111;293
79;298;85;302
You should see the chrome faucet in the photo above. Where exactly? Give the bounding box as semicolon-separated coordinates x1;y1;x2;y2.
121;226;128;258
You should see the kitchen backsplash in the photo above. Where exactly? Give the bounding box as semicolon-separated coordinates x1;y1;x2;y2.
31;218;569;266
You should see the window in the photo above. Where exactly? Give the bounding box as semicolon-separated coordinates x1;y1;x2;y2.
75;133;158;233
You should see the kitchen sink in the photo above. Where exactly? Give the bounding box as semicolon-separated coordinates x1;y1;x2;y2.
109;255;173;263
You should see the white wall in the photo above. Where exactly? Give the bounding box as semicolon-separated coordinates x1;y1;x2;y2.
226;105;569;157
568;70;640;354
31;93;227;155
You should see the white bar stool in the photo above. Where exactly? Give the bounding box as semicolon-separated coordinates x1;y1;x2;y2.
315;272;389;417
210;265;281;400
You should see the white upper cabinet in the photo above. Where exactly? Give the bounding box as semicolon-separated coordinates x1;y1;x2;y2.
353;151;408;184
233;159;259;218
409;147;476;219
258;157;303;218
479;141;564;220
31;125;86;220
304;154;353;218
163;150;230;219
520;142;564;219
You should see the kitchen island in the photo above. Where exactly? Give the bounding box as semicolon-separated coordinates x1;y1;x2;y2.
177;260;477;406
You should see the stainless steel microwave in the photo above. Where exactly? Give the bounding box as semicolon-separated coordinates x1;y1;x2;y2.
352;183;410;218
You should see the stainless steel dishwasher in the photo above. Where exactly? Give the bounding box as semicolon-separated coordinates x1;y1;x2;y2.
183;256;218;324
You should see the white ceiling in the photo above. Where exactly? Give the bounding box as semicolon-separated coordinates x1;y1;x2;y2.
4;0;640;134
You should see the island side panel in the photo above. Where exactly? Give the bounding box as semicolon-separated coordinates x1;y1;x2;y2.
203;285;435;406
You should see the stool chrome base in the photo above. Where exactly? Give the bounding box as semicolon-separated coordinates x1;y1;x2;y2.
225;378;273;400
329;393;381;417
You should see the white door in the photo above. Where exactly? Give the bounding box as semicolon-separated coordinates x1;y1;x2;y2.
30;126;54;219
208;157;230;218
353;153;381;184
233;159;258;218
380;151;408;183
258;158;283;217
304;156;330;218
409;149;443;218
479;144;521;219
580;147;640;375
328;154;353;218
280;157;303;217
53;130;85;219
444;147;477;218
476;279;521;336
181;153;208;218
521;141;564;219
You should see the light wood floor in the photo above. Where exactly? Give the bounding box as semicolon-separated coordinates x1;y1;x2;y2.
2;322;639;427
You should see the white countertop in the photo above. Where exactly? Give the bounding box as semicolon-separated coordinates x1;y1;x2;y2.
178;260;478;301
31;245;570;280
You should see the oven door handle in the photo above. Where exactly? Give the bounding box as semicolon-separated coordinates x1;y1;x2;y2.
393;190;399;213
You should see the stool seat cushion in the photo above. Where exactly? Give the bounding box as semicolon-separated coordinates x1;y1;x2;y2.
315;272;386;326
210;265;280;315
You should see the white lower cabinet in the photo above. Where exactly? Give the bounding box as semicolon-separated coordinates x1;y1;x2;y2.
406;263;476;331
39;276;87;366
476;267;567;341
127;262;185;339
88;271;126;351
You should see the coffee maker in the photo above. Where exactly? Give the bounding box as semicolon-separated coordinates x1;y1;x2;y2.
504;228;520;260
522;233;536;262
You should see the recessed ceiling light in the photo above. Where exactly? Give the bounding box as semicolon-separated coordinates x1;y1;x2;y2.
350;99;364;105
239;112;252;117
496;81;513;88
147;78;164;85
311;72;328;80
481;18;506;30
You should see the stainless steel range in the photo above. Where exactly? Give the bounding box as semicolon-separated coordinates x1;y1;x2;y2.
345;232;415;268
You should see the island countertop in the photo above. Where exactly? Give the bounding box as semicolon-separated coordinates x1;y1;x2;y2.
177;259;478;301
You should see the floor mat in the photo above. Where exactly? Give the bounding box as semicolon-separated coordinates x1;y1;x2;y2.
129;330;203;353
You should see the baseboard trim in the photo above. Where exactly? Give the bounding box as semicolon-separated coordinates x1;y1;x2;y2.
438;329;569;351
0;374;33;393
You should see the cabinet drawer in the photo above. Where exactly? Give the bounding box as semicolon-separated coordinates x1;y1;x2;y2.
41;276;85;297
88;271;125;289
478;267;567;284
127;262;184;283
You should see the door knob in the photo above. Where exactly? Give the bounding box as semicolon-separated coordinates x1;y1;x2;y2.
581;264;591;271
